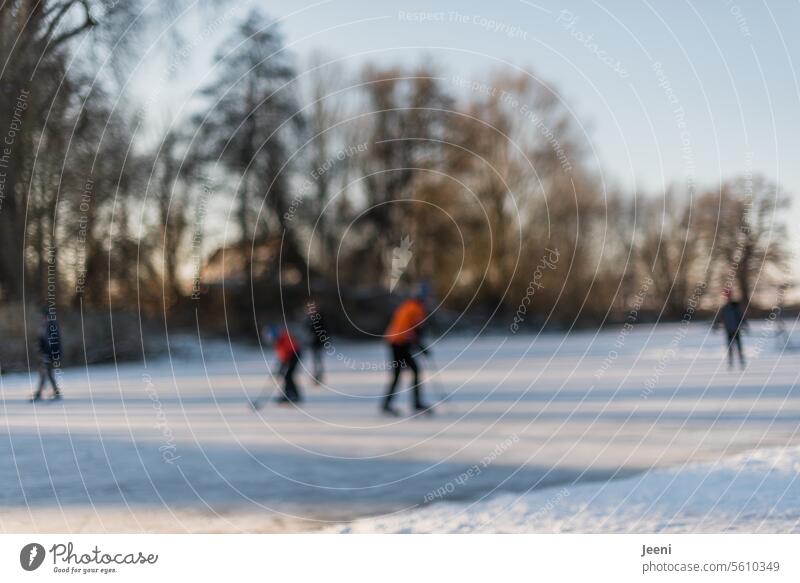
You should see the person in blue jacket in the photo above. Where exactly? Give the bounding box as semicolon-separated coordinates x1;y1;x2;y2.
715;289;748;369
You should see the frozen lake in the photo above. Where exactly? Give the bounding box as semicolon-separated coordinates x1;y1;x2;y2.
1;320;799;532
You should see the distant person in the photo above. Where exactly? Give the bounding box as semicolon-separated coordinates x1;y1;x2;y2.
32;308;62;402
305;300;327;385
382;287;431;416
715;290;748;369
266;325;303;404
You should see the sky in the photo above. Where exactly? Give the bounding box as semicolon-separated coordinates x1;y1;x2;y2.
130;0;800;276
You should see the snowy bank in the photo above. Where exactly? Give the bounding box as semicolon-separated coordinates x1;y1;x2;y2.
333;446;800;533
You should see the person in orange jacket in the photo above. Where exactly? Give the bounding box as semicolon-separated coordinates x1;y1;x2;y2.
382;288;431;416
266;325;303;403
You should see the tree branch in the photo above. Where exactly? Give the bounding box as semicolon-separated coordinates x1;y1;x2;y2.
45;0;96;52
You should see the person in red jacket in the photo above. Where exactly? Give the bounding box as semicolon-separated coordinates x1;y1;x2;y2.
267;325;303;404
382;288;431;416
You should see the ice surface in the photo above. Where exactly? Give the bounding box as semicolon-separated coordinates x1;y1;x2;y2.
1;320;798;532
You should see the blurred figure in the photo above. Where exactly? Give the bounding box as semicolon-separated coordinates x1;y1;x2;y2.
715;289;748;369
305;300;327;385
32;307;62;402
267;325;303;404
382;286;431;416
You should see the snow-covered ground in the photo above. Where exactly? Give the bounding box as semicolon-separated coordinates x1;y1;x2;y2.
333;445;800;533
1;320;799;533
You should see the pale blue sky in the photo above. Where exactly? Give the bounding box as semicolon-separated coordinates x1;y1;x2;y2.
131;0;800;274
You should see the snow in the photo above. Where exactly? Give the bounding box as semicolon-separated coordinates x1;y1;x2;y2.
332;445;800;533
1;320;799;533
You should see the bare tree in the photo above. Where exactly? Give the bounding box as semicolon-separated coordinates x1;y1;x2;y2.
191;10;305;280
697;174;789;306
342;65;453;287
635;188;707;318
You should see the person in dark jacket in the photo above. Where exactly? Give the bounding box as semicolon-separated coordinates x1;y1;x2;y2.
305;300;327;385
33;308;62;401
715;290;748;369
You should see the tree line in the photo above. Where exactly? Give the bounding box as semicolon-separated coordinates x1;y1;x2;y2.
0;3;791;357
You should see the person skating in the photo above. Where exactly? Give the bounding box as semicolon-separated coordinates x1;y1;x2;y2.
32;307;62;402
715;289;748;369
305;300;327;385
382;289;431;416
268;325;303;403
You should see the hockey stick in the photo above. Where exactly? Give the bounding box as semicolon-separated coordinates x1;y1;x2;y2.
249;366;283;411
420;352;451;407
